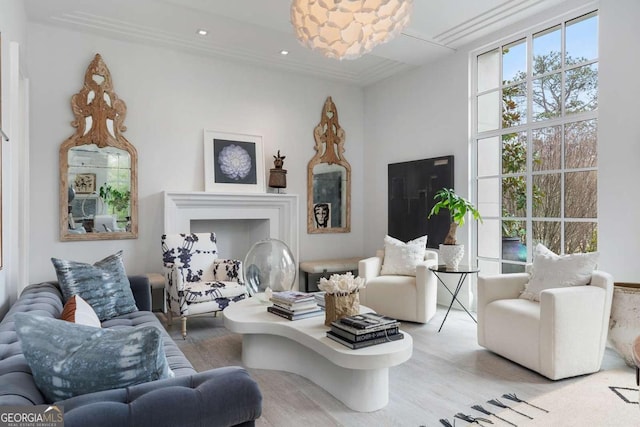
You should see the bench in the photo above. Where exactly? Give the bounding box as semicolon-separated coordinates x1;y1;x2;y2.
299;257;362;292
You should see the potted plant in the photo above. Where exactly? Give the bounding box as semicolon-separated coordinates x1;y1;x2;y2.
428;188;482;269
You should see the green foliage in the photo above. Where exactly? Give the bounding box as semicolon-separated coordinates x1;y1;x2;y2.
428;188;482;227
99;184;130;218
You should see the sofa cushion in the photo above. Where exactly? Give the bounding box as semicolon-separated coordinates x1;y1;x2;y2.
484;298;541;371
61;295;101;328
380;235;427;276
15;313;172;403
520;243;599;301
51;251;138;321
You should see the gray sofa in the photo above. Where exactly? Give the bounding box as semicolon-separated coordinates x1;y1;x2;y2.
0;276;262;427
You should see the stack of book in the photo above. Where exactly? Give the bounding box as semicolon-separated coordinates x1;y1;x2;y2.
327;312;403;349
313;291;326;309
267;291;324;321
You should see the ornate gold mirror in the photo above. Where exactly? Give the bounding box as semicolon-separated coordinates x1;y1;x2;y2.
307;96;351;233
60;54;138;241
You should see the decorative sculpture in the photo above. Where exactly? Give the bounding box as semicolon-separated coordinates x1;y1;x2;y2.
268;150;287;191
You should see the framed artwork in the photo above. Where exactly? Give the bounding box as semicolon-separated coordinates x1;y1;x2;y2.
73;173;97;194
204;130;265;193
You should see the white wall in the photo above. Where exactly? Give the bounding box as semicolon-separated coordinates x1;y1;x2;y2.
598;0;640;282
364;0;640;303
27;24;365;283
0;1;28;317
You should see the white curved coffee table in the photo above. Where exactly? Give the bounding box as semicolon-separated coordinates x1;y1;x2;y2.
224;297;413;412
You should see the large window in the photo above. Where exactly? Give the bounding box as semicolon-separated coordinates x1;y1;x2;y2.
473;11;598;274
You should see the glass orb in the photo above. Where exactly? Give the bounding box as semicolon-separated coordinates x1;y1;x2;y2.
243;238;296;296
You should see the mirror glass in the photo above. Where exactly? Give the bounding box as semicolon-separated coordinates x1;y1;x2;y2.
311;163;347;229
307;96;351;233
67;145;131;234
60;54;137;241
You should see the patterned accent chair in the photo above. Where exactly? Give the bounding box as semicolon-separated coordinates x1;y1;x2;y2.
161;233;247;338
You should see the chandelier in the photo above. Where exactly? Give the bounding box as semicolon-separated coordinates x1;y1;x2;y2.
290;0;413;60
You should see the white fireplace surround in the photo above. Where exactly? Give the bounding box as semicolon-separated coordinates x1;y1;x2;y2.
163;192;299;264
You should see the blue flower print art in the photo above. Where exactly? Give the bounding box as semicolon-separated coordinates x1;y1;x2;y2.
213;139;257;184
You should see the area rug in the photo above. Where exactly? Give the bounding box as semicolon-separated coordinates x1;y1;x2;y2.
493;369;638;426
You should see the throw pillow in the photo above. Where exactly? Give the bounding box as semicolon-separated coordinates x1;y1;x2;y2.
60;295;101;328
212;259;243;282
520;243;599;301
15;313;172;403
51;251;138;321
380;235;428;276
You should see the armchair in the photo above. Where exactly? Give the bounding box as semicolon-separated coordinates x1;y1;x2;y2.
477;269;614;380
358;249;438;323
161;233;247;338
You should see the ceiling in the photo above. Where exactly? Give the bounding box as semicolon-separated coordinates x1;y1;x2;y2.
23;0;568;86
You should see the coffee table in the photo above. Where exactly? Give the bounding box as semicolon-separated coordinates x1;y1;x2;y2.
223;297;413;412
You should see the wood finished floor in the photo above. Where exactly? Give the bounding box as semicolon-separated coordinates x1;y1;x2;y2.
161;307;630;427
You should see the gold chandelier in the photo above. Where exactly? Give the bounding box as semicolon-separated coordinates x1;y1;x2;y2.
290;0;413;60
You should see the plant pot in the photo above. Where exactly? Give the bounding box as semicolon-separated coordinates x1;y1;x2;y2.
439;244;464;270
502;236;527;262
608;282;640;367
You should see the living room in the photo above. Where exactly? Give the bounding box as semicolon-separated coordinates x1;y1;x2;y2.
1;0;639;425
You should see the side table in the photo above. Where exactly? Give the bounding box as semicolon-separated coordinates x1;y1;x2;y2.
429;265;479;332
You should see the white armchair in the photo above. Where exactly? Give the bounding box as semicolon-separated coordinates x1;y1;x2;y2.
358;249;438;323
161;233;247;338
477;269;614;380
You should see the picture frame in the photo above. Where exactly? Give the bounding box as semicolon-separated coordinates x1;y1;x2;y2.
204;130;265;193
73;173;97;194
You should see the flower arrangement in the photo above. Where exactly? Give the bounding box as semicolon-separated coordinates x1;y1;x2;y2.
318;272;365;295
319;272;364;326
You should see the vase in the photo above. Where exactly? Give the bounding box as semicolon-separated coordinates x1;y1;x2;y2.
439;244;464;270
243;239;296;297
608;282;640;367
324;291;360;326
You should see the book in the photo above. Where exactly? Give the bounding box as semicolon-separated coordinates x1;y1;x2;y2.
271;302;321;315
267;305;324;321
326;330;404;349
331;319;400;335
330;325;400;343
338;313;399;330
270;291;315;304
271;300;319;311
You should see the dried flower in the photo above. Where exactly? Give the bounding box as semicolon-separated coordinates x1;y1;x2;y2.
318;272;365;295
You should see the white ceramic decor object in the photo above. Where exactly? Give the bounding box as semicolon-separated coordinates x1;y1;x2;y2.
439;244;464;270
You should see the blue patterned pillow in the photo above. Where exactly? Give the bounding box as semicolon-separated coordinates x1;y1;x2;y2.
51;251;137;321
15;313;172;403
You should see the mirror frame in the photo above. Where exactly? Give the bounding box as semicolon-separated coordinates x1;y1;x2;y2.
60;54;138;241
307;96;351;234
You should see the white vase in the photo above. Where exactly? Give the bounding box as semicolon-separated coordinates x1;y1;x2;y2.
608;283;640;367
439;244;464;270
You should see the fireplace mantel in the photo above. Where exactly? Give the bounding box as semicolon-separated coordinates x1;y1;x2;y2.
163;191;299;264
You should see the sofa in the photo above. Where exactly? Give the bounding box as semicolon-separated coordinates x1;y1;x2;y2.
0;276;262;427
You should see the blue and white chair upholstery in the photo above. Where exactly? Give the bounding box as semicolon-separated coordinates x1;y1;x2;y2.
161;233;247;338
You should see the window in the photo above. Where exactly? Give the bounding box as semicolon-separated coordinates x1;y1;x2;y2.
473;11;599;274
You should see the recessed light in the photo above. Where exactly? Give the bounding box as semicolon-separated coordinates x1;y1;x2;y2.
280;50;289;56
197;29;208;36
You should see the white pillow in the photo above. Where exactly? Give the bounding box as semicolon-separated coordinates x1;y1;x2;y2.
520;243;599;301
61;295;102;328
380;235;428;276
